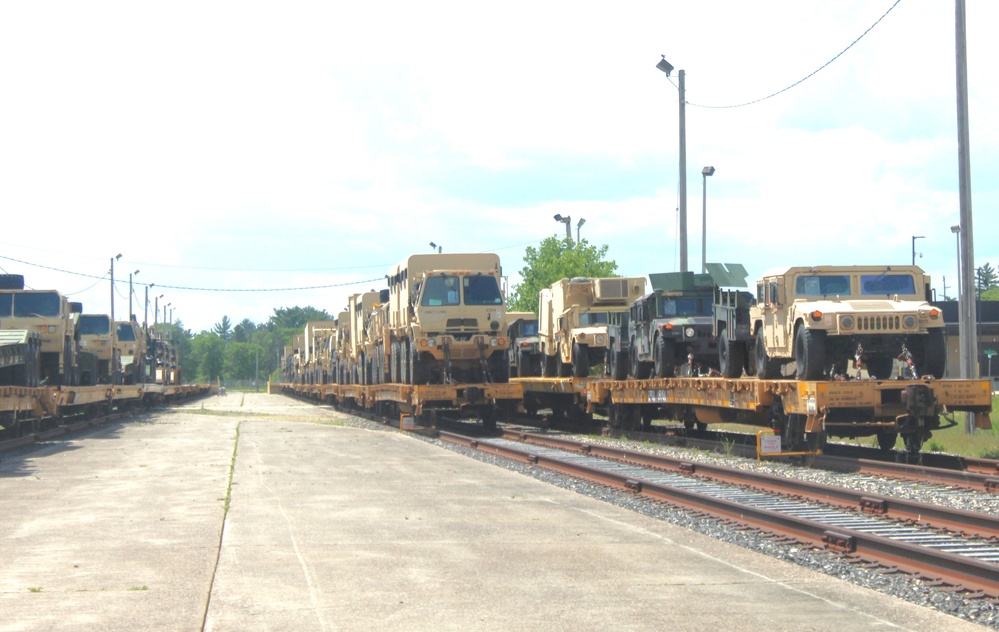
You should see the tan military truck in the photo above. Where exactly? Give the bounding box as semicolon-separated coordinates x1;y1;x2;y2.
538;277;647;378
506;311;541;377
116;320;148;384
748;265;946;381
302;320;337;384
387;253;508;384
0;279;81;386
363;291;391;384
79;314;120;384
347;291;383;384
331;310;351;384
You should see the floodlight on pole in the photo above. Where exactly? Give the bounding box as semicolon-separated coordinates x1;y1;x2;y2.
553;214;572;241
657;54;687;272
701;166;715;273
911;236;924;266
429;242;441;253
576;218;586;243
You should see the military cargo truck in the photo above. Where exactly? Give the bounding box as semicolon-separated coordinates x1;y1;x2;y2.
506;311;541;377
748;265;946;380
538;277;646;378
302;321;337;384
116;320;147;384
347;291;382;384
387;253;508;384
0;279;81;385
79;314;120;384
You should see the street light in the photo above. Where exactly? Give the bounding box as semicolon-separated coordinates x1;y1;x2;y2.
911;236;924;266
144;283;154;330
155;294;164;325
657;54;688;272
129;270;139;322
110;254;122;325
701;166;715;273
553;214;572;241
429;242;442;253
576;218;586;244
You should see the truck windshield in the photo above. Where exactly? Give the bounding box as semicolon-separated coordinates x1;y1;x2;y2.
12;292;61;317
463;275;503;306
79;316;111;335
795;275;851;297
860;274;916;296
660;297;710;316
579;312;608;325
520;321;539;336
421;275;461;306
0;294;11;316
117;324;137;341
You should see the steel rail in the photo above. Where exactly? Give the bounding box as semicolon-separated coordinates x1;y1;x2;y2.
440;430;999;599
502;430;999;539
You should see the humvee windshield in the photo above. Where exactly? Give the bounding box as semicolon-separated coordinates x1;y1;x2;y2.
520;321;539;336
794;275;851;297
79;315;111;335
579;312;609;325
659;297;711;316
860;274;916;296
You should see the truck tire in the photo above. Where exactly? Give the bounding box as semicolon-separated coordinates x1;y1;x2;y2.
794;327;826;380
755;328;783;379
915;329;946;378
719;328;746;379
608;345;627;381
572;342;589;377
654;337;675;378
630;343;651;380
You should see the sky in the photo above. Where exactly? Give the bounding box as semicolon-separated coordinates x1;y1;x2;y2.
0;1;996;333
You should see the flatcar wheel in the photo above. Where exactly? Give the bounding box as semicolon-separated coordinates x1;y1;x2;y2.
876;431;898;451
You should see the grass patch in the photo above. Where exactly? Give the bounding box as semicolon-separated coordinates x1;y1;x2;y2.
127;585;148;591
28;586;42;593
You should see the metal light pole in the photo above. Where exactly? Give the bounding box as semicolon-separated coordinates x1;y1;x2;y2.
129;270;139;321
701;166;715;273
155;294;163;325
576;218;586;244
144;283;154;331
955;0;979;433
911;236;924;266
553;214;572;241
657;55;687;272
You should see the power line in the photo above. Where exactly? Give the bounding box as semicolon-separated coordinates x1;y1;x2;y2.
683;0;903;110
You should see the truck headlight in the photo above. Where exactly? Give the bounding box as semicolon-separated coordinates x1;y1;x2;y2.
684;327;695;338
903;315;917;328
595;335;605;345
490;338;498;347
840;315;854;330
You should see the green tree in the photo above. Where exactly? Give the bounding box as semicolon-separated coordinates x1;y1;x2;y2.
508;237;618;313
233;318;256;343
982;287;999;301
213;315;233;341
977;263;998;295
225;341;261;380
267;306;333;330
190;333;226;382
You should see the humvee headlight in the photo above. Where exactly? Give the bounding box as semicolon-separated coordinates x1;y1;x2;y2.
684;327;695;338
903;315;917;329
595;335;606;345
489;338;499;347
427;339;437;348
840;315;854;330
810;310;823;322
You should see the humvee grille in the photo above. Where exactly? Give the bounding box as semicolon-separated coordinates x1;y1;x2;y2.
856;315;901;332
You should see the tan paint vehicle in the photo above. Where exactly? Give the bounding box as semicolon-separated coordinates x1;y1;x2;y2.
387;253;508;384
538;277;647;378
79;314;120;384
116;321;148;384
0;284;81;386
302;320;337;384
347;291;383;384
748;265;946;380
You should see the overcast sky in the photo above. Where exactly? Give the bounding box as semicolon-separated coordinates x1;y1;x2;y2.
1;1;995;333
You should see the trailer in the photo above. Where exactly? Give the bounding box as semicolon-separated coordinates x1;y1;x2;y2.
515;375;993;454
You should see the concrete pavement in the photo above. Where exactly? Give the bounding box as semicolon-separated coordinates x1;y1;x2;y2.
0;392;985;630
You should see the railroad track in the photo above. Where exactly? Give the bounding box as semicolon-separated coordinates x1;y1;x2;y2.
441;428;999;600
